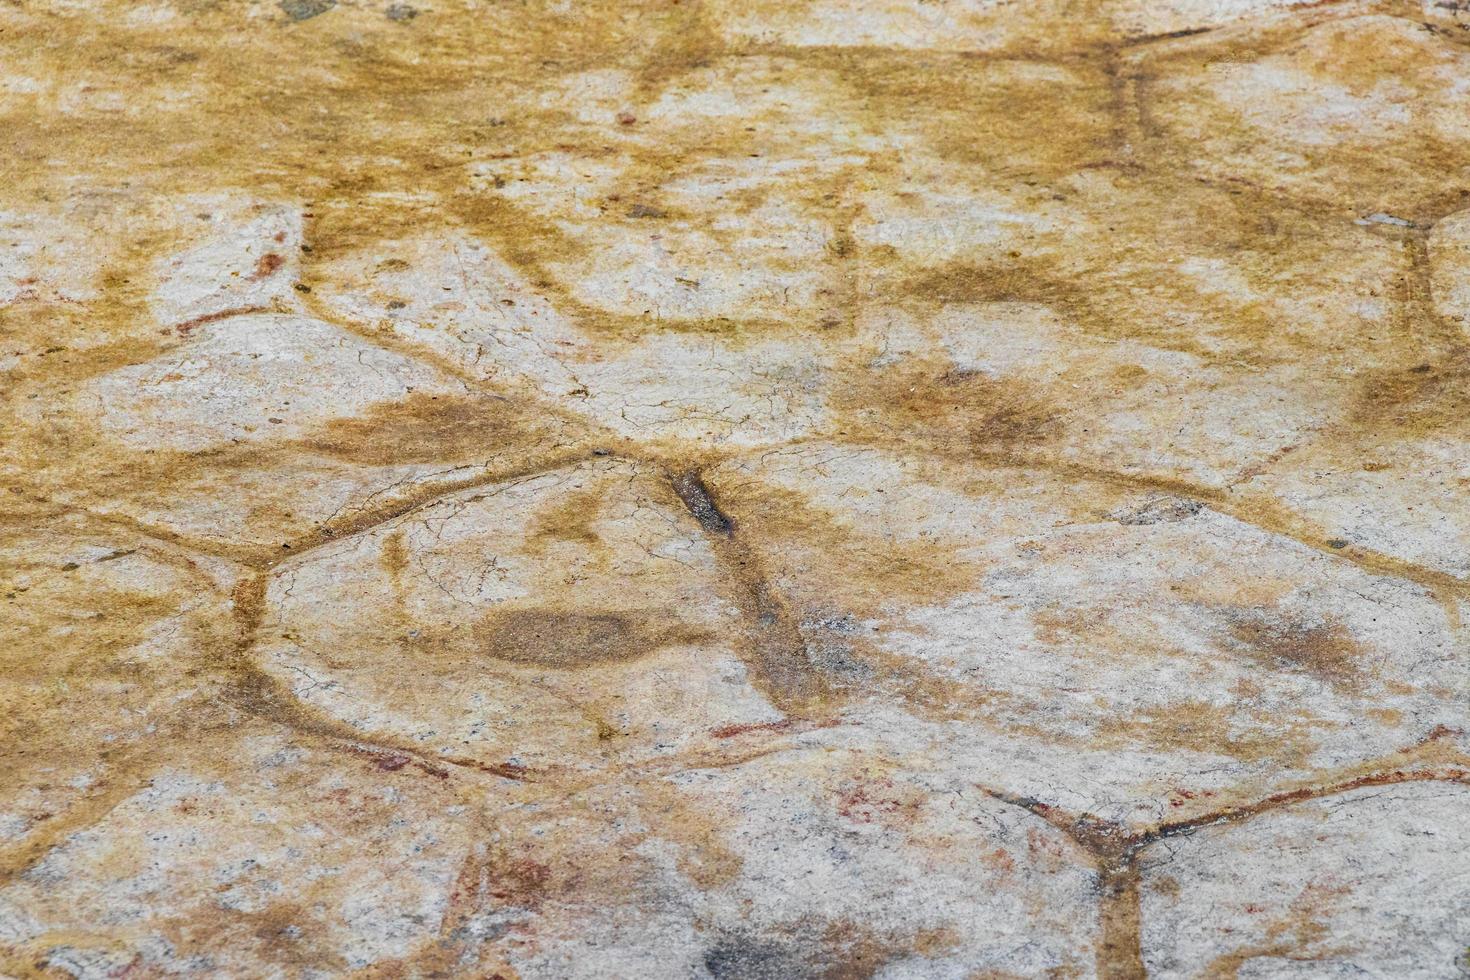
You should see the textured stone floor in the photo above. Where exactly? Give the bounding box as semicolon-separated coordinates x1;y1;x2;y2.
2;0;1470;976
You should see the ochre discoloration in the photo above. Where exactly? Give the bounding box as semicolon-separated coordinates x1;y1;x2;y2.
5;0;1470;975
1224;613;1364;688
302;391;578;467
473;606;713;668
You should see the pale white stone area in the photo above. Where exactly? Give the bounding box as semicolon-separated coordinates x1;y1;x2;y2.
851;302;1354;487
0;726;476;977
1430;206;1470;332
5;0;1469;974
1240;433;1470;581
706;0;1100;53
305;232;590;394
1143;15;1470;217
149;197;305;326
1138;782;1470;978
1107;0;1346;38
667;752;1101;977
0;208;103;306
78;312;458;451
311;232;834;445
504;749;1102;978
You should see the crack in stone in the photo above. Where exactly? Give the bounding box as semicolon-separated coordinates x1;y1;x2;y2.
668;467;837;717
220;574;533;789
7;1;1470;969
980;763;1470;978
670;469;734;537
966;448;1470;605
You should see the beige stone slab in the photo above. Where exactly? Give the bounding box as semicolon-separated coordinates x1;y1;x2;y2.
1138;780;1470;978
2;304;591;559
0;720;480;977
3;0;1469;975
251;458;782;773
0;512;240;879
702;443;1469;829
1134;14;1470;223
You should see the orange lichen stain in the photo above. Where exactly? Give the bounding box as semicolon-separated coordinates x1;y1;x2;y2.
1366;707;1403;726
1096;859;1147;980
379;527;409;582
228;900;347;974
839;360;1063;455
1032;605;1112;649
1149;873;1181;897
978;847;1017;876
487;855;553;905
843;52;1116;178
174;305;270;336
816;918;961;980
709;719;794;739
834;775;926;829
1196;880;1351;980
700;478;980;616
251;252;285;280
631;782;747;890
524;486;609;556
592;715;620;741
3;0;1469;973
1349;356;1470;432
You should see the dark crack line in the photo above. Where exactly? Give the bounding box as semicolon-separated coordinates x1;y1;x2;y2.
670;469;734;537
667;467;836;717
979;762;1470;979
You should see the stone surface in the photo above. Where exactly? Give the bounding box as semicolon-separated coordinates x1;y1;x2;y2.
1138;781;1470;977
2;0;1468;976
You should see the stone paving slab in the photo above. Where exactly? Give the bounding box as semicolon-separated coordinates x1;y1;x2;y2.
2;0;1468;976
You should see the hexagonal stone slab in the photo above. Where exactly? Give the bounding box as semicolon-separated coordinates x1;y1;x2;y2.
1138;780;1470;978
251;458;783;772
0;730;1107;977
74;312;451;452
702;443;1469;829
1136;15;1470;221
0;721;477;976
0;512;238;876
310;230;835;447
451;747;1105;978
836;300;1361;489
5;309;586;557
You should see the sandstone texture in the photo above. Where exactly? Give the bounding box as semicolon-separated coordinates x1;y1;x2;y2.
2;0;1468;977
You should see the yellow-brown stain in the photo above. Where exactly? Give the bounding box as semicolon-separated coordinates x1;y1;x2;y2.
471;606;711;669
303;391;573;466
4;0;1470;974
1224;614;1364;689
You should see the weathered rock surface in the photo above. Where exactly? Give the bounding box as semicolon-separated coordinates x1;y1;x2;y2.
1138;781;1470;978
2;0;1468;975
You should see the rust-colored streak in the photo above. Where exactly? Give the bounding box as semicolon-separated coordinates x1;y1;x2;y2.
1097;860;1147;980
